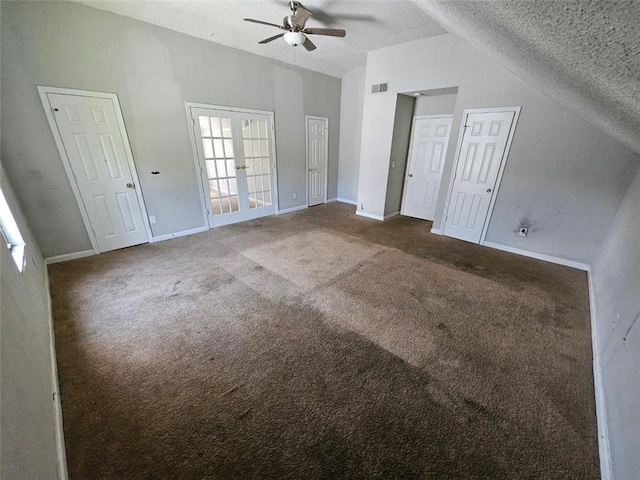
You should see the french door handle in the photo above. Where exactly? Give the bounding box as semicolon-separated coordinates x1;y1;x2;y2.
234;165;247;170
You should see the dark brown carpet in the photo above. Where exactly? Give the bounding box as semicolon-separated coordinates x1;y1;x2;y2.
49;202;599;479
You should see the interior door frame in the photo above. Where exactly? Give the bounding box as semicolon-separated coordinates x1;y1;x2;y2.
305;115;329;206
400;114;453;217
184;102;279;228
38;86;153;254
441;106;521;245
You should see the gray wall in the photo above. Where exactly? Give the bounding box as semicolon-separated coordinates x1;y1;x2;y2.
413;92;457;116
591;168;640;480
337;67;365;203
1;1;341;258
356;33;638;265
384;94;415;216
0;166;62;479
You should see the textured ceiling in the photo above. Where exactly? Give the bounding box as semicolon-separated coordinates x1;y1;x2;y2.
75;0;447;78
418;0;640;155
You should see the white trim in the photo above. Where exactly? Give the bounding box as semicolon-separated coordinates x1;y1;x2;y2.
37;86;153;254
587;269;612;480
430;228;443;235
183;103;211;230
277;204;308;215
305;115;329;207
356;210;384;221
326;197;337;203
401;114;454;218
441;106;521;244
482;241;589;271
45;250;94;265
152;226;208;242
336;197;357;205
45;267;69;480
384;211;400;220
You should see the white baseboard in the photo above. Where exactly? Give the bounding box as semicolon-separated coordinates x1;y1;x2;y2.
430;228;443;235
587;269;612;480
384;211;400;220
44;267;69;480
278;204;308;215
45;250;94;265
482;241;590;271
336;197;357;205
355;210;384;221
153;226;208;242
326;197;337;203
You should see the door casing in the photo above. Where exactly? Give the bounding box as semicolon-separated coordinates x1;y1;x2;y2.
441;106;521;244
305;115;329;207
185;102;279;228
38;86;153;254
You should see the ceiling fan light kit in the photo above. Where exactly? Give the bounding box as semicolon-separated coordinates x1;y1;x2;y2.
244;1;346;52
284;31;306;47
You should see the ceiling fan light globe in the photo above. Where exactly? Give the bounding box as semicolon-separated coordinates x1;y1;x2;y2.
284;31;306;46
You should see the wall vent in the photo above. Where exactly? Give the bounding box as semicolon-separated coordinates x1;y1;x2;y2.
371;83;388;94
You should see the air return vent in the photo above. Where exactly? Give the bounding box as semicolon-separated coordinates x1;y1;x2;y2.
371;83;388;94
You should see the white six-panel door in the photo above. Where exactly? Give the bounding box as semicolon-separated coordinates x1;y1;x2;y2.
443;110;517;243
46;92;149;252
306;116;328;207
401;115;452;221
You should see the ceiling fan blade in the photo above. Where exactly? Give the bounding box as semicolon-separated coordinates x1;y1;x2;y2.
303;37;316;51
304;28;346;37
244;18;284;29
292;6;313;28
259;33;285;44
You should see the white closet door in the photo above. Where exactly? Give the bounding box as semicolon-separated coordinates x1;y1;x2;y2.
48;93;148;252
401;116;452;221
443;110;516;243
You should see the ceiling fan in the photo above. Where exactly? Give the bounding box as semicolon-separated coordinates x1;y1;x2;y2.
244;1;346;51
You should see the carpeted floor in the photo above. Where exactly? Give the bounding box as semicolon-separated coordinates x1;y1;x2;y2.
49;202;599;479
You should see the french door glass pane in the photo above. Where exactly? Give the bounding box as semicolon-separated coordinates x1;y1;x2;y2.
198;115;239;215
242;118;271;209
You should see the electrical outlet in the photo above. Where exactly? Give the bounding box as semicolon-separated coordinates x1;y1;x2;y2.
519;227;528;237
391;160;395;169
292;192;297;200
149;215;157;225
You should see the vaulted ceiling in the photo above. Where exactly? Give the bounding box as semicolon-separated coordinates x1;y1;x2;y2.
76;0;639;155
76;0;447;78
419;0;640;156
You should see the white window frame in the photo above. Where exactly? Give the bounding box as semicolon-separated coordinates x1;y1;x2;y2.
0;188;27;273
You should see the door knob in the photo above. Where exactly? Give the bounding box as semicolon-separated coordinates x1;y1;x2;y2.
408;174;413;177
126;182;135;189
486;188;492;193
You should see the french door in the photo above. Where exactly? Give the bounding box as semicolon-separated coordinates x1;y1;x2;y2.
188;105;277;228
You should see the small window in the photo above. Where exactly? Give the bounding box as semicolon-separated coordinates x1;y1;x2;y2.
0;188;26;273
